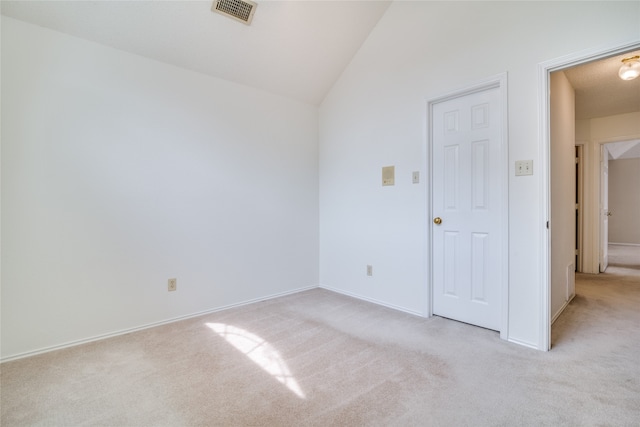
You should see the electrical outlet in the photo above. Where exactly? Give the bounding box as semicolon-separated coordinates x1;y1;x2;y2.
168;278;177;292
366;265;373;276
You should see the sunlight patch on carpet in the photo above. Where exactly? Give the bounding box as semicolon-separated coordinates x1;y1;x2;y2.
206;323;306;399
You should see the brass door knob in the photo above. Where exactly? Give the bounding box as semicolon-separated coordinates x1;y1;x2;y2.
433;217;442;225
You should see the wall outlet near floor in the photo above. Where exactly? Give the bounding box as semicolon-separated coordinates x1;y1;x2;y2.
168;278;177;292
366;265;373;276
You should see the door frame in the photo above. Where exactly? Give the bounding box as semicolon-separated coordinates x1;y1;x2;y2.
538;39;640;351
589;138;640;274
575;144;584;273
600;144;610;272
426;73;509;340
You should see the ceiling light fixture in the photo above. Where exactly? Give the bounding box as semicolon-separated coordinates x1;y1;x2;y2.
618;55;640;81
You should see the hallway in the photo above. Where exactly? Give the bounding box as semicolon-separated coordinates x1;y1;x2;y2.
552;244;640;353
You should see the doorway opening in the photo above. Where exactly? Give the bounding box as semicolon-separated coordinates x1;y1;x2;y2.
601;139;640;272
541;41;640;351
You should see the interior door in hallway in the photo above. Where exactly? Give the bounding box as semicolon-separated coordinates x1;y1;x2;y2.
431;86;504;331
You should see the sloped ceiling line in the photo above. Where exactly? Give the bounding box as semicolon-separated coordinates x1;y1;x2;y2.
0;0;392;105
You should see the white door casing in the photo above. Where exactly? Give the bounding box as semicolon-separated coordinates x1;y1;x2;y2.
539;40;640;351
430;83;505;332
600;145;609;272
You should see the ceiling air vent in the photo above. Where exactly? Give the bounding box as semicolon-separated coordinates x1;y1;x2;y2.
212;0;257;25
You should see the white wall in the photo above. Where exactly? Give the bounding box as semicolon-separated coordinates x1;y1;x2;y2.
576;112;640;272
550;71;576;321
319;1;640;348
1;17;319;360
608;158;640;245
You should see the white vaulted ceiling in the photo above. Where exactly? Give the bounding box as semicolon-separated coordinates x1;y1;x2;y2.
0;0;391;105
2;1;639;115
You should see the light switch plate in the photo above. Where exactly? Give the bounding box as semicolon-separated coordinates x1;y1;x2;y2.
412;171;419;184
382;166;395;186
515;160;533;176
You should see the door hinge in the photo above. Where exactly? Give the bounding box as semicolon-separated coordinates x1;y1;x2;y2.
575;203;579;210
546;221;549;229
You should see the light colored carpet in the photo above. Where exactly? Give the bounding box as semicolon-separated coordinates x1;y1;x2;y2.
2;260;639;426
607;243;640;270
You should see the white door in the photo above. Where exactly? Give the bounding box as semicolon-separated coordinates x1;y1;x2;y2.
432;86;503;331
600;145;609;272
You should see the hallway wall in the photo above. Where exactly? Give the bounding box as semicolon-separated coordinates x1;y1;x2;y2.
550;71;576;321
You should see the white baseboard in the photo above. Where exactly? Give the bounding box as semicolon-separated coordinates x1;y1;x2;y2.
609;242;640;247
319;284;423;317
507;336;540;350
551;293;575;325
0;285;318;363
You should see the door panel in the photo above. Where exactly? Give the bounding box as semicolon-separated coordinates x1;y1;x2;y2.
432;87;503;331
444;231;459;296
471;232;488;302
